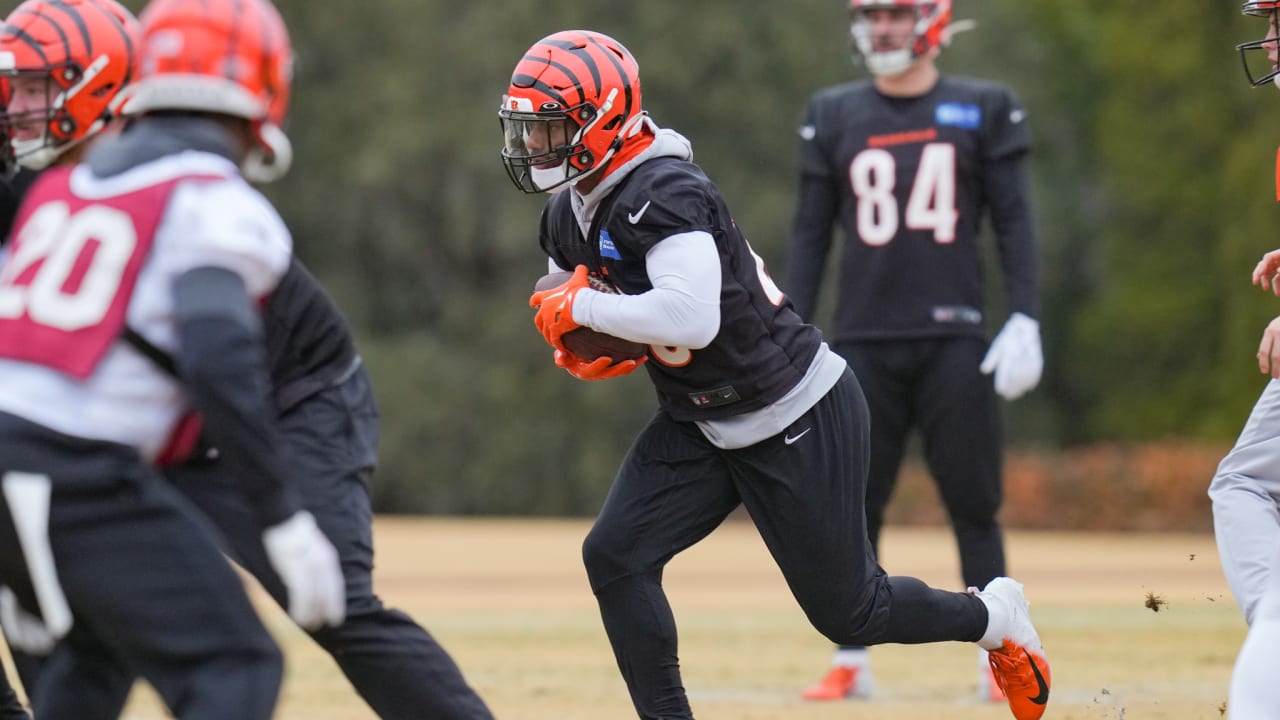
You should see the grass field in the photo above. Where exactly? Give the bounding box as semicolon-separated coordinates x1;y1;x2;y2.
4;518;1243;719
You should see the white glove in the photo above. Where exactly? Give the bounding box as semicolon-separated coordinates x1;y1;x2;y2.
262;511;346;630
980;312;1043;400
0;585;56;654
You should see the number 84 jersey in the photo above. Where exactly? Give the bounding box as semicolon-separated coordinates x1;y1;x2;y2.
796;75;1031;340
0;154;291;461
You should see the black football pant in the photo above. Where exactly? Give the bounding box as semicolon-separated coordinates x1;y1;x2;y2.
838;338;1006;586
0;663;28;720
0;412;283;720
168;366;493;720
833;337;1005;654
581;370;988;720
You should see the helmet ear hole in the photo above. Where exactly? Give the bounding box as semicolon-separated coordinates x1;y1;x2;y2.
602;116;621;131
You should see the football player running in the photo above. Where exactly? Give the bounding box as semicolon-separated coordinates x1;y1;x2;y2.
1215;3;1280;717
785;0;1042;703
0;0;348;717
504;29;1050;720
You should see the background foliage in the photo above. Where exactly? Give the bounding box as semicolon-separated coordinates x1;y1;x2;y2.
103;0;1280;523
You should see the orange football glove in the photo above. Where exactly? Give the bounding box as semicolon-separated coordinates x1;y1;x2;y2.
529;265;590;351
554;349;646;381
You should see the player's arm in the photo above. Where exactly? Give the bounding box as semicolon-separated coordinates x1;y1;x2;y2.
1256;315;1280;377
172;264;300;525
985;152;1039;320
983;88;1039;319
571;231;722;349
162;181;300;524
784;100;839;323
979;88;1043;400
166;181;343;629
1252;249;1280;294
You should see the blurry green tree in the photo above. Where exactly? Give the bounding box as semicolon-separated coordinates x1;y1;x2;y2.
101;0;1280;519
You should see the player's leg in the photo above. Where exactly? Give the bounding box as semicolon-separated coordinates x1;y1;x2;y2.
4;650;41;712
280;367;491;719
0;441;131;719
581;411;741;720
170;368;492;719
917;337;1006;589
733;368;988;644
24;626;134;720
732;369;1051;720
837;340;914;558
917;336;1008;699
799;341;915;700
1228;541;1280;718
0;661;28;720
40;463;283;720
1209;379;1280;623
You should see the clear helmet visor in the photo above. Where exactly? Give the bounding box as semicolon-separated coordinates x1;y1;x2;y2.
498;99;586;194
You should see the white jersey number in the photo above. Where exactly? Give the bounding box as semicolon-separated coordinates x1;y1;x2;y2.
0;201;138;331
848;143;958;246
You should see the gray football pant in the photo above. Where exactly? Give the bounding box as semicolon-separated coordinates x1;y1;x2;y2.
1210;378;1280;624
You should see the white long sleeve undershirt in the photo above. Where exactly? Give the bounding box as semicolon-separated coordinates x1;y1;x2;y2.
561;231;722;349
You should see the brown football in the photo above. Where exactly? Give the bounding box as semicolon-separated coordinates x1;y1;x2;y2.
533;271;648;362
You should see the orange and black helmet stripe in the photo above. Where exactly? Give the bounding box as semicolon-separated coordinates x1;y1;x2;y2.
513;31;636;120
2;0;136;82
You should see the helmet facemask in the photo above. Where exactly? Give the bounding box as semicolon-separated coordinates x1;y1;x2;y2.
849;2;948;77
500;88;620;194
0;60;97;172
1239;4;1280;88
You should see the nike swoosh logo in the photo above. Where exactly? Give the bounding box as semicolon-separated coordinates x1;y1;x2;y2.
1025;651;1049;705
783;428;811;445
628;200;651;224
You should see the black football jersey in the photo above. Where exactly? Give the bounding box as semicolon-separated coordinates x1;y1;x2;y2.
262;258;358;412
539;157;821;421
790;75;1035;341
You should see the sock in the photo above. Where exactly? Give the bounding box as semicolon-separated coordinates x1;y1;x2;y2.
832;647;869;668
976;590;1009;651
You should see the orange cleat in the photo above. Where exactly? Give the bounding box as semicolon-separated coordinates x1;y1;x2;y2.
800;665;873;701
974;578;1051;720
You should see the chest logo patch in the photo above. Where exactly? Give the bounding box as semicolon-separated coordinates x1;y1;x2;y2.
935;102;981;130
599;230;622;260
